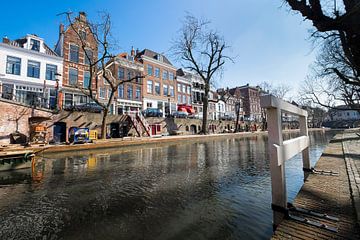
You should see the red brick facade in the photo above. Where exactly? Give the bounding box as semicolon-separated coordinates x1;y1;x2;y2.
55;12;98;108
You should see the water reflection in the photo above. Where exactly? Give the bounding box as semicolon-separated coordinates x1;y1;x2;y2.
0;130;334;240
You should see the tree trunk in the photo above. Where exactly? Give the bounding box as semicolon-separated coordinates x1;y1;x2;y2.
101;108;109;139
201;84;210;134
235;107;240;132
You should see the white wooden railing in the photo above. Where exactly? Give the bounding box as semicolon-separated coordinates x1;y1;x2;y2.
260;95;310;227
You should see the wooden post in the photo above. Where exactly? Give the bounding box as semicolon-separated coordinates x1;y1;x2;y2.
299;115;310;171
267;107;287;227
260;95;310;229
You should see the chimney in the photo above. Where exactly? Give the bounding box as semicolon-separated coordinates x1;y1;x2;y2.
59;24;64;36
2;36;10;44
79;12;87;22
131;46;135;56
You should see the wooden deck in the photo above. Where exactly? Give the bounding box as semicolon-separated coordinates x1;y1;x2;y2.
272;135;360;239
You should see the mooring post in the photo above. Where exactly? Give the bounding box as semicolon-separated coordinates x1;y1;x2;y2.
267;107;287;227
299;115;310;171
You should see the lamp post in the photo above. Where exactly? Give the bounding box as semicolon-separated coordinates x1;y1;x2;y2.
167;94;171;118
54;72;61;111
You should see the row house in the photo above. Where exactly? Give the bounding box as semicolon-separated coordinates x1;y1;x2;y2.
97;50;144;114
238;84;262;122
0;34;63;109
228;87;245;121
177;69;205;113
175;69;192;107
135;49;177;117
54;12;98;109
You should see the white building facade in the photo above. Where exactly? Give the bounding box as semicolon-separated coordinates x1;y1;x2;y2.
0;34;63;109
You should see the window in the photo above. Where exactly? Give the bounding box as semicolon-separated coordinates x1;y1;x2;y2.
64;93;73;107
147;80;153;94
169;72;174;80
108;89;112;99
127;70;132;80
84;49;93;65
127;85;133;100
118;85;124;98
155;82;160;95
135;86;141;100
99;88;105;98
69;68;78;85
177;83;182;93
69;44;79;63
155;67;160;78
118;67;125;79
147;102;152;108
183;95;187;104
6;56;21;75
79;30;86;41
162;70;168;80
83;71;90;88
27;60;40;78
170;85;174;97
163;84;168;96
188;96;191;105
46;64;57;80
187;86;191;94
147;65;153;76
30;39;40;51
178;95;181;103
182;85;186;94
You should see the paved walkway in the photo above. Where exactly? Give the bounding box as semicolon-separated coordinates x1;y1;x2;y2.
272;132;360;239
342;132;360;226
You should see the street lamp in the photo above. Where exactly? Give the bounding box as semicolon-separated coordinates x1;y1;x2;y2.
167;93;171;118
55;72;61;110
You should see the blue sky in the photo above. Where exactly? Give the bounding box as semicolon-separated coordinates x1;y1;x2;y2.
0;0;316;93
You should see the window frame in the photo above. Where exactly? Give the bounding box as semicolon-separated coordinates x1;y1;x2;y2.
6;56;21;75
46;64;57;81
27;60;40;78
69;68;78;85
69;44;79;63
83;71;90;88
147;80;153;94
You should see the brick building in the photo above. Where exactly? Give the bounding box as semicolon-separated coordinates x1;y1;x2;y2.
54;12;98;109
238;84;262;122
97;49;144;114
135;49;177;117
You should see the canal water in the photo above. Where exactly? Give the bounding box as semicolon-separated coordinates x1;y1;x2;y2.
0;131;335;240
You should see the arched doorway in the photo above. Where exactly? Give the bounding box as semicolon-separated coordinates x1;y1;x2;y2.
190;124;197;134
53;122;66;143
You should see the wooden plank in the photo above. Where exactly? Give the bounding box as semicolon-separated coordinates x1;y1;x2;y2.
274;136;309;166
260;94;308;117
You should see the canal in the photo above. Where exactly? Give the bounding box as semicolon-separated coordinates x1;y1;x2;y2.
0;130;335;240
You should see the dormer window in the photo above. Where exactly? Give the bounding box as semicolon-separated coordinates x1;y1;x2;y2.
30;39;40;52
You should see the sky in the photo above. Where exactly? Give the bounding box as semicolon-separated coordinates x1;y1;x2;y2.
0;0;317;96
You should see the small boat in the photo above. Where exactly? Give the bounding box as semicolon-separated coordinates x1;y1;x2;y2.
0;150;35;172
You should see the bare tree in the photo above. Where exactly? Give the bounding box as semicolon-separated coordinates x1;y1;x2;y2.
283;0;360;108
299;35;360;110
64;12;142;139
172;14;232;134
259;81;292;100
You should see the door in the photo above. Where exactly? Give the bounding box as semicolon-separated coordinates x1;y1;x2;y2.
53;122;66;143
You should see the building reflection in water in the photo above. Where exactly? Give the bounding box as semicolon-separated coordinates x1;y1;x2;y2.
0;130;335;240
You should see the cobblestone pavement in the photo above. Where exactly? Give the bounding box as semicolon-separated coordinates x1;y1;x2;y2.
272;133;360;239
342;132;360;226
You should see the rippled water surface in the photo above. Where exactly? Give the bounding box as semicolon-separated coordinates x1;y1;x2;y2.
0;131;335;240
